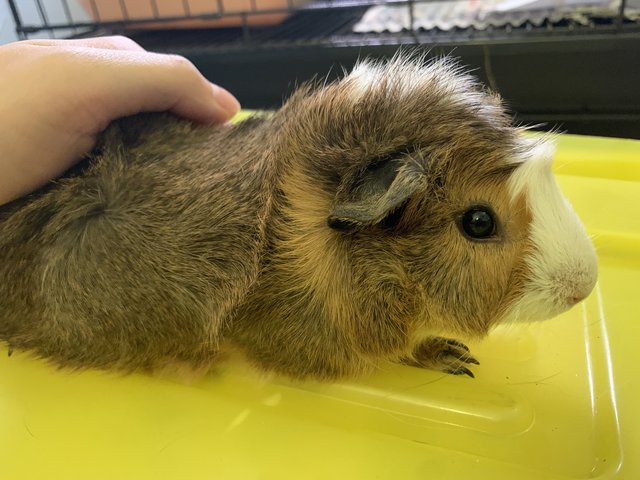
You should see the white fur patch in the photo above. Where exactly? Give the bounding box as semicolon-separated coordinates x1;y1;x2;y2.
504;138;598;322
345;57;479;106
347;62;383;101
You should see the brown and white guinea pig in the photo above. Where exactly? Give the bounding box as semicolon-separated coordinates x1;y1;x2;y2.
0;55;597;380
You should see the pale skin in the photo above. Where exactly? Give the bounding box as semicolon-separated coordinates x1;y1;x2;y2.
0;36;240;206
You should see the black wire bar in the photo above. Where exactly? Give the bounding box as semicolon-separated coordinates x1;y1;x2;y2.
5;0;635;40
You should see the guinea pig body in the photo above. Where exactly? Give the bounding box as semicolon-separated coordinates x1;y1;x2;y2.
0;114;273;370
0;56;597;379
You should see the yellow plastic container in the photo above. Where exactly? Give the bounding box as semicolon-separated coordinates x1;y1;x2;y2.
1;131;638;480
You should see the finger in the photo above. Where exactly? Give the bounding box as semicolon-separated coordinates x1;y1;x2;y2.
71;49;240;130
22;35;145;52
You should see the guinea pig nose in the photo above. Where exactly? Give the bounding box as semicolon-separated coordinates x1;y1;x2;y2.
567;294;586;306
566;281;595;306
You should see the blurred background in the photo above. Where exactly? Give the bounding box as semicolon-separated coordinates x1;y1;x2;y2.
3;0;640;139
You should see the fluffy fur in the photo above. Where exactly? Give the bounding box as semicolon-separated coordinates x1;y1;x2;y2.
0;56;597;380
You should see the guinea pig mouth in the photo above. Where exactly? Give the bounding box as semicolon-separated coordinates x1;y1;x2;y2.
551;270;597;307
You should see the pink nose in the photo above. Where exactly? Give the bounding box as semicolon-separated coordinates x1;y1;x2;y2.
567;295;586;306
566;283;595;306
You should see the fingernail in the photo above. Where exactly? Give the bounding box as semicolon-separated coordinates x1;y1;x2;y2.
212;83;241;117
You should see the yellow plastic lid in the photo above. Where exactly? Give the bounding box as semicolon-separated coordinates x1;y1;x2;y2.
1;132;638;479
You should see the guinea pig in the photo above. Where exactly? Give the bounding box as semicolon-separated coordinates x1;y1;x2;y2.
0;55;598;380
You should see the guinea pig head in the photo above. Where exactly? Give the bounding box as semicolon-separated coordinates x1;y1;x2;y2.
273;56;598;338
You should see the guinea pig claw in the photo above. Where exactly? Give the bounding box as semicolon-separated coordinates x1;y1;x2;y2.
7;346;13;357
445;366;475;378
441;346;479;366
464;355;480;365
403;336;479;378
445;339;470;352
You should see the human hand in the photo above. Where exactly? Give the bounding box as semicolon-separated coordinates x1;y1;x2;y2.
0;36;240;205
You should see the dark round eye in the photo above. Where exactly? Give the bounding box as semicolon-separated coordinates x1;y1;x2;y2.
460;207;496;240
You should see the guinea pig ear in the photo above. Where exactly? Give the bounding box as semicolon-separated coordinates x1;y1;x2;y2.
328;158;424;231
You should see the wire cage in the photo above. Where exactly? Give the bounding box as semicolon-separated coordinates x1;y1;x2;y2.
7;0;640;48
6;0;640;139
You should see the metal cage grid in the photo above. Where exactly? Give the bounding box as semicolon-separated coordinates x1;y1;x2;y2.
7;0;639;51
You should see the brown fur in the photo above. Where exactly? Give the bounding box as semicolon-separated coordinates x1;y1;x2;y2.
0;57;541;380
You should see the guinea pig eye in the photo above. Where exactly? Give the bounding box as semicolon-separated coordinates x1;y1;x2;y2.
460;207;496;240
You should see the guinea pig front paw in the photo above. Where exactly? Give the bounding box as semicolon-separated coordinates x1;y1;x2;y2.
401;337;479;378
